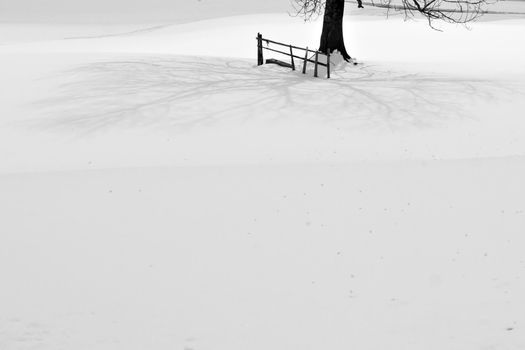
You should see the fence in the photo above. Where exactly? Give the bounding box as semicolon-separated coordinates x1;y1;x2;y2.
256;33;331;79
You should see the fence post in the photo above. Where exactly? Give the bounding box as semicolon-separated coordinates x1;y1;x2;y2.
289;45;295;71
302;47;308;74
314;51;319;78
257;33;264;66
327;51;331;79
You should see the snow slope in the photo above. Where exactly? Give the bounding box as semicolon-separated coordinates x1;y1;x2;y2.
1;160;525;350
1;14;524;172
1;1;525;349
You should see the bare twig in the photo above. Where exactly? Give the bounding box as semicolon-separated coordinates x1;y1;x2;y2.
292;0;498;26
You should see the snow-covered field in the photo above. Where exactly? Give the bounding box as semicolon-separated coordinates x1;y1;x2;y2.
1;1;525;349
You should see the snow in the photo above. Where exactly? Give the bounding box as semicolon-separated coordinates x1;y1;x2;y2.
1;0;525;349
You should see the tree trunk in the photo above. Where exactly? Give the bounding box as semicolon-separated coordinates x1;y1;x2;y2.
319;0;351;61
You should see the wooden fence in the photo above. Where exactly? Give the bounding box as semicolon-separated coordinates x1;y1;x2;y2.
256;33;331;79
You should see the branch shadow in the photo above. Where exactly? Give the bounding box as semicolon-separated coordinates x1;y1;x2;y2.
30;55;511;135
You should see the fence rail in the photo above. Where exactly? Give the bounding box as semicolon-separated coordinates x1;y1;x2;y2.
256;33;330;79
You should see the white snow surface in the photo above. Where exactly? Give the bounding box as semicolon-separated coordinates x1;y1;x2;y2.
1;0;525;349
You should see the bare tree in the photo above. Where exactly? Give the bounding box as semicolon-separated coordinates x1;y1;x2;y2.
292;0;493;61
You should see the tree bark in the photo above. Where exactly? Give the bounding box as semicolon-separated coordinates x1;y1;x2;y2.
319;0;351;61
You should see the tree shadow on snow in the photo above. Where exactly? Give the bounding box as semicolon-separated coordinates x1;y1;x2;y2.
32;55;511;135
